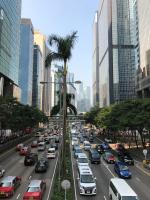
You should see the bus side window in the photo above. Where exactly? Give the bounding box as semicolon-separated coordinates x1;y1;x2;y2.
110;181;117;196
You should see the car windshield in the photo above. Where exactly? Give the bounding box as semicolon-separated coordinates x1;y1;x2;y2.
119;165;129;171
81;175;94;183
92;153;100;158
76;149;82;153
122;197;138;200
27;187;40;192
0;181;12;187
106;153;113;157
48;150;55;153
38;144;44;147
78;158;88;163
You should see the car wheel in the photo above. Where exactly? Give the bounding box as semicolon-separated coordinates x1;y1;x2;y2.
109;195;112;200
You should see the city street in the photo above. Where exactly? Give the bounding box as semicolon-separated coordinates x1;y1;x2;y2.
0;140;58;200
72;137;150;200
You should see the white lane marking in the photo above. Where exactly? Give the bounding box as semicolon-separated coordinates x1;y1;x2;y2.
17;193;20;199
104;195;107;200
46;153;59;200
102;160;115;178
95;137;104;143
70;141;77;200
136;177;141;182
29;176;32;180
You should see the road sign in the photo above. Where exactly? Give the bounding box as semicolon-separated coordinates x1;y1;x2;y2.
61;180;71;200
143;149;148;160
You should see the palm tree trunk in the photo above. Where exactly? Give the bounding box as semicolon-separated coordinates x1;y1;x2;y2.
62;61;67;176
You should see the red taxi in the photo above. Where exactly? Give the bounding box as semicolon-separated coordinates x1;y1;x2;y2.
0;176;21;198
20;146;31;156
23;180;46;200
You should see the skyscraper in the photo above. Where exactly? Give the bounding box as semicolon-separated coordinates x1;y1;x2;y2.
19;18;34;105
0;0;21;98
92;11;99;106
94;0;139;107
136;0;150;98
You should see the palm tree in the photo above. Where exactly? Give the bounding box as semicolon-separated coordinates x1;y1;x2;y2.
48;31;78;173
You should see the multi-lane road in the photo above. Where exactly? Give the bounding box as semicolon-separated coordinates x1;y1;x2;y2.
72;137;150;200
0;139;58;200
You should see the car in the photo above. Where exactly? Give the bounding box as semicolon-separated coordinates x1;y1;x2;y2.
96;143;110;154
89;136;94;142
72;137;78;149
104;137;112;143
55;136;59;143
31;140;38;147
118;153;134;165
115;143;125;152
50;143;58;150
77;154;89;168
114;161;132;178
35;159;49;173
44;137;50;144
80;137;84;143
89;149;100;164
47;148;56;159
0;176;21;198
37;142;46;151
16;143;24;151
0;166;5;178
24;153;38;166
20;146;31;156
103;151;115;163
77;166;96;195
23;180;46;200
83;141;91;151
74;147;83;158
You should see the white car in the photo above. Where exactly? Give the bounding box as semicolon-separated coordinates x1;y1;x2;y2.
83;141;91;151
104;138;112;143
47;148;56;158
72;137;78;146
77;154;89;168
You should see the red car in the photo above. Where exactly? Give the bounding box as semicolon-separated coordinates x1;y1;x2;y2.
0;176;21;198
16;143;24;151
103;151;115;163
31;141;38;148
20;146;31;156
23;180;46;200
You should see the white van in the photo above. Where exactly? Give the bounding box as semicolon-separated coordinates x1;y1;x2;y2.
37;142;46;151
109;178;139;200
77;166;96;195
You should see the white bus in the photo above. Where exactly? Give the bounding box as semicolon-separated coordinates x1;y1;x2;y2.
109;178;139;200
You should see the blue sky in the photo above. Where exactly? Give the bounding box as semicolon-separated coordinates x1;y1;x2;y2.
21;0;99;88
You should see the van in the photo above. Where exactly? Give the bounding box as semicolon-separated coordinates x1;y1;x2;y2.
109;178;139;200
89;149;100;164
37;142;46;151
77;166;96;195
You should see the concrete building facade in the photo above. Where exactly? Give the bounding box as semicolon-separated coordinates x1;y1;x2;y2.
136;0;150;98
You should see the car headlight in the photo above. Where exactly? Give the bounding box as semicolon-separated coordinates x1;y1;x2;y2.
120;172;124;175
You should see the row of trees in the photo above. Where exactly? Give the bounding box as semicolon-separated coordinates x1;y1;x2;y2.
84;99;150;147
0;96;48;133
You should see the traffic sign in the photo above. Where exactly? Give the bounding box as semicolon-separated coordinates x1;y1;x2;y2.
61;179;71;190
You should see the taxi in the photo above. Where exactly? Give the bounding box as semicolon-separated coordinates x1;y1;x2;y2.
20;146;31;156
0;176;21;197
23;180;46;200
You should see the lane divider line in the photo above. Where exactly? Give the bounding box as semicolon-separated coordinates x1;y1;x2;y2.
46;153;59;200
102;160;116;178
104;195;107;200
135;164;150;176
17;193;20;199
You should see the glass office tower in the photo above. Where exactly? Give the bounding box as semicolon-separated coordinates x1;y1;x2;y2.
96;0;139;107
0;0;21;96
19;19;34;105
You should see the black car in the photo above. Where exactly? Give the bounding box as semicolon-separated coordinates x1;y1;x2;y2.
118;153;134;165
24;153;38;166
89;149;101;164
35;158;49;172
89;136;94;142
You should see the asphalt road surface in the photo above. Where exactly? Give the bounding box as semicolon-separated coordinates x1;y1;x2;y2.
72;137;150;200
0;140;59;200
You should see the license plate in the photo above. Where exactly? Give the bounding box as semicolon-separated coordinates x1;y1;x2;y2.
29;197;33;200
0;192;4;194
86;190;90;194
